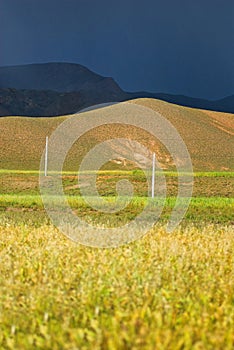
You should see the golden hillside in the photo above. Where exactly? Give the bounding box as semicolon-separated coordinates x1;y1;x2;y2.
0;98;233;171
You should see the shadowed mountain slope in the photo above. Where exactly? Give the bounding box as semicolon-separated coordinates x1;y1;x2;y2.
0;62;115;92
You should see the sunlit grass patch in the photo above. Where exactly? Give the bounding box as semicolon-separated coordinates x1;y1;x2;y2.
0;224;233;349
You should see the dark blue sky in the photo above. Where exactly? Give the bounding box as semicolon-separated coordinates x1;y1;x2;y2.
0;0;233;99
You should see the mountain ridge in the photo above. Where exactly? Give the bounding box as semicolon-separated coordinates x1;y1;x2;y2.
0;62;233;116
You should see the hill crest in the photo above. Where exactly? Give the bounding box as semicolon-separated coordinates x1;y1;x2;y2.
0;98;233;171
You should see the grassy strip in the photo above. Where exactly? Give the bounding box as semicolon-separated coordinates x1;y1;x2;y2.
0;195;233;227
1;169;234;177
1;194;233;209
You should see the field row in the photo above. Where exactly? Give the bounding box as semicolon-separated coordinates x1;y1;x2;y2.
0;171;234;197
0;195;233;228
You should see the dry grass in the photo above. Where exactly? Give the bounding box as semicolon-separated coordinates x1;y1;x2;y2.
0;224;233;349
131;99;234;171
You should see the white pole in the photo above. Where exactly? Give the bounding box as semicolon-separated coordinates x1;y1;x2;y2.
151;152;155;198
45;136;48;177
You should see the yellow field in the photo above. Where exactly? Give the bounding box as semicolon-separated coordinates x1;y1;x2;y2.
0;224;233;349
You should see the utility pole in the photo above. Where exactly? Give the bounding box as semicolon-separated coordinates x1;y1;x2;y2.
151;152;155;198
45;136;48;177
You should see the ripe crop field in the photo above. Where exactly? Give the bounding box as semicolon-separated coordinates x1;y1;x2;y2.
0;224;233;349
0;170;233;349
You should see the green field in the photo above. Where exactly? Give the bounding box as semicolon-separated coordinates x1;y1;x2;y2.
0;169;233;349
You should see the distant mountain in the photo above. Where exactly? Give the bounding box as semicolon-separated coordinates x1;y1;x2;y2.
0;84;126;117
0;63;233;116
0;62;120;92
130;92;234;114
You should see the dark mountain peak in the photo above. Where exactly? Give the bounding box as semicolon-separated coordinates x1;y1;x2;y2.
0;62;117;93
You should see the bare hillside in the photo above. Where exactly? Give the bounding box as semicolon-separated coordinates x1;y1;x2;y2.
0;98;233;171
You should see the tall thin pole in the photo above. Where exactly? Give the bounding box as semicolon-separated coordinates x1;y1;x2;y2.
45;136;48;177
151;152;155;198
